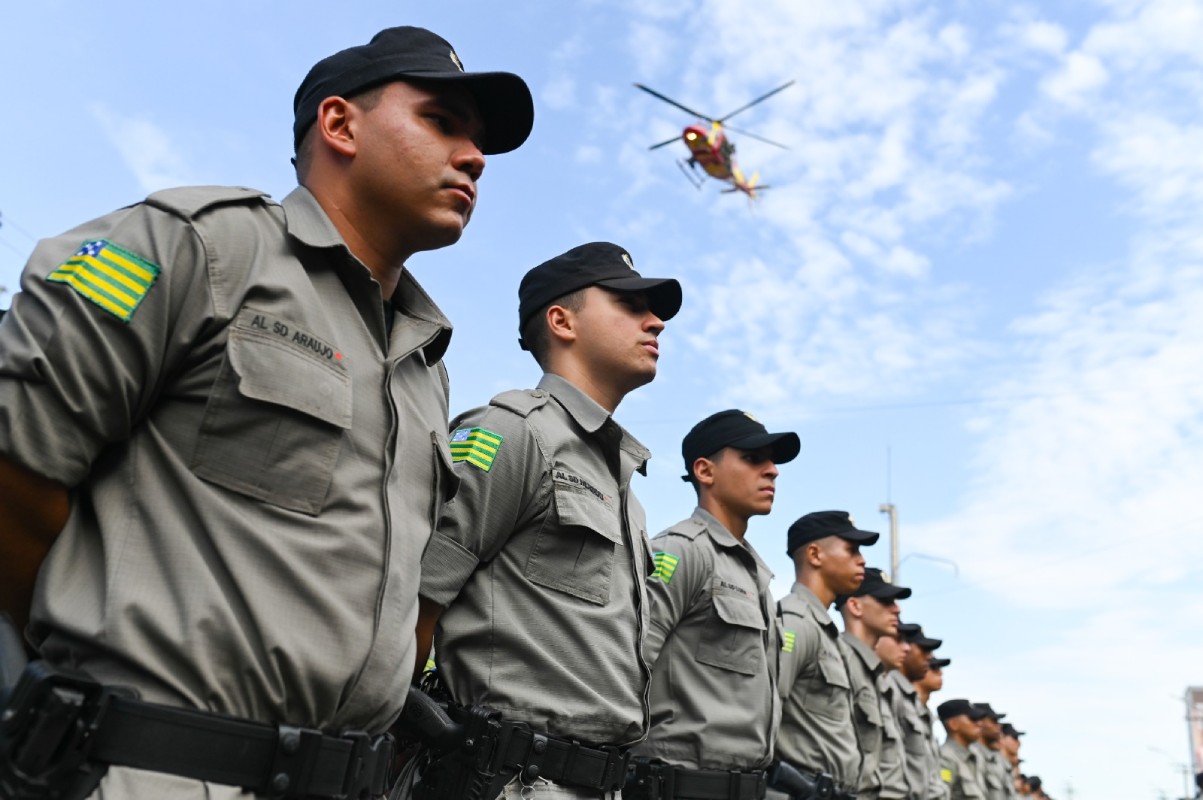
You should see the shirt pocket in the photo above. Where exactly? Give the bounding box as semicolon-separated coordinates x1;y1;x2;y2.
695;590;766;675
855;687;883;728
192;326;351;515
803;649;852;720
525;481;621;605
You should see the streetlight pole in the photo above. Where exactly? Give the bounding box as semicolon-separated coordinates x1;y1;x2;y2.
879;503;899;582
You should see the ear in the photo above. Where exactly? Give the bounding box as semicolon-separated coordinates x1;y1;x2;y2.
692;457;716;489
315;96;358;159
845;596;863;620
804;540;824;569
545;303;578;346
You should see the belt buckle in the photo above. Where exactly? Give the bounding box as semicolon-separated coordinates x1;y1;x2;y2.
341;731;396;800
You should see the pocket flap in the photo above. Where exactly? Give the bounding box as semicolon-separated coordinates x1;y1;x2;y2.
229;330;352;428
712;592;767;631
553;482;622;543
817;650;851;689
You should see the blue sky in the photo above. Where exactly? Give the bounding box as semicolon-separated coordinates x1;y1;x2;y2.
4;1;1203;797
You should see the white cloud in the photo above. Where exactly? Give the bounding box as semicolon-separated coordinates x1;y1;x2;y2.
1019;20;1068;55
90;104;194;193
1040;50;1109;106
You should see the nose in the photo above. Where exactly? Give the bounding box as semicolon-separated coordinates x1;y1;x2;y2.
453;141;486;183
765;461;779;478
643;312;665;335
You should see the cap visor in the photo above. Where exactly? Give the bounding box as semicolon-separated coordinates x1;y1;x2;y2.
596;276;683;321
868;584;912;601
840;528;880;546
416;70;533;154
914;636;943;651
728;431;801;464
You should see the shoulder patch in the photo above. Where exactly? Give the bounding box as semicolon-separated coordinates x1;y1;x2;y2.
145;185;270;220
781;629;797;653
652;551;680;583
46;239;160;322
489;388;550;417
940;768;953;784
450;427;503;471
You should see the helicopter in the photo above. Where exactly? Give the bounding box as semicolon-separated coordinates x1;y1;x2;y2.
635;80;795;198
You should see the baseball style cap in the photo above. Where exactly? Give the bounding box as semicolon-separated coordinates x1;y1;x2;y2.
786;510;879;556
834;566;912;608
929;656;951;669
517;242;682;349
937;698;988;722
293;26;534;154
900;624;942;652
973;702;1006;721
896;622;920;639
1001;722;1025;738
680;409;800;481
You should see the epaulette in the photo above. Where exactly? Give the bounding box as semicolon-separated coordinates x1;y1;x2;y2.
663;516;709;542
144;186;271;221
489;388;551;418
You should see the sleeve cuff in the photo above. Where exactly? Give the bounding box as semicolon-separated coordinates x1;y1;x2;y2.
419;531;480;607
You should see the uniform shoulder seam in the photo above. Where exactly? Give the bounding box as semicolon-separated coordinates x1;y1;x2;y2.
489;388;550;417
144;186;272;220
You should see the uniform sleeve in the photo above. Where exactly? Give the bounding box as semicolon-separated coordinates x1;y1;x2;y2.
0;203;211;484
419;404;545;607
642;532;708;667
776;599;821;699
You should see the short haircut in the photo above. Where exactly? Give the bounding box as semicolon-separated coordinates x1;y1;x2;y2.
522;288;586;368
685;448;727;496
294;84;389;182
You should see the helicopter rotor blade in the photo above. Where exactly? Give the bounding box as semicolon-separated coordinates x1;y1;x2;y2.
716;80;796;124
648;134;683;151
721;124;790;150
634;83;717;123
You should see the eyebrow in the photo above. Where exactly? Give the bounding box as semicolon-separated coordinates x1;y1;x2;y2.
425;91;485;144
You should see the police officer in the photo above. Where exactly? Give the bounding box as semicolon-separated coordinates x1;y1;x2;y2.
630;410;800;800
413;242;681;800
886;624;942;800
836;567;912;800
971;704;1014;800
916;658;951;800
873;632;912;800
776;511;880;798
937;700;989;800
0;25;533;800
999;723;1023;792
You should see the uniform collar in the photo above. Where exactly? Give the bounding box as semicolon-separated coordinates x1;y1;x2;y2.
891;669;917;697
692;507;775;584
281;186;453;364
790;582;836;631
840;631;882;674
537;373;651;474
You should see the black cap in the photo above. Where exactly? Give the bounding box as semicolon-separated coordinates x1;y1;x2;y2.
517;242;682;348
786;511;879;556
1001;722;1025;738
900;624;942;651
973;702;1006;721
680;410;800;481
1027;776;1042;791
835;567;911;607
937;698;988;722
293;26;534;155
929;656;951;669
896;622;920;639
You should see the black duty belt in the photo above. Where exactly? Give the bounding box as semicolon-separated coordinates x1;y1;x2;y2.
628;759;767;800
489;726;629;792
1;661;394;799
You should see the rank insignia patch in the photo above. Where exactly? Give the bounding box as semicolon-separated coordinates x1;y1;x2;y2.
652;551;680;583
46;239;160;323
781;630;797;653
450;427;503;471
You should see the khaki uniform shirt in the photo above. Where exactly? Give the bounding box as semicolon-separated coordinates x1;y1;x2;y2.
977;747;1010;800
776;584;861;790
420;373;654;746
0;187;453;788
876;675;909;800
940;741;985;800
883;671;928;800
840;634;884;799
634;508;779;770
